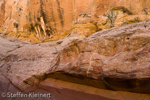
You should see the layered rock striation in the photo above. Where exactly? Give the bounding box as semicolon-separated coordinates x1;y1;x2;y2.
0;0;150;42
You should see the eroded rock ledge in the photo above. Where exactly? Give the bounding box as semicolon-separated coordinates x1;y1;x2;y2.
0;21;150;100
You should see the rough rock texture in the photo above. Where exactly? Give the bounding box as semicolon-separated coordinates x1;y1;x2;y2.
0;21;150;100
1;0;150;43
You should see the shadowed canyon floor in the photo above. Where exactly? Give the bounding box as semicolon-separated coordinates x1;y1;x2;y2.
0;21;150;100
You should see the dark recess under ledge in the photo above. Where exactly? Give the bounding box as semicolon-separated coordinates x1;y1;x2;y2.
42;71;150;94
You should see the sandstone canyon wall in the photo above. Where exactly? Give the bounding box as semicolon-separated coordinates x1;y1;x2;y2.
0;0;150;43
0;0;150;100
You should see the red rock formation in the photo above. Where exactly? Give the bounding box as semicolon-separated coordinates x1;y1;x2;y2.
0;21;150;100
0;0;150;41
0;0;150;99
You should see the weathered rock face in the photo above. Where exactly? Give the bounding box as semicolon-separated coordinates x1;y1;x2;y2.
0;21;150;100
1;0;150;43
